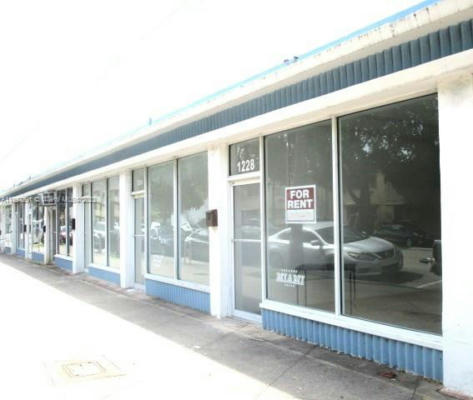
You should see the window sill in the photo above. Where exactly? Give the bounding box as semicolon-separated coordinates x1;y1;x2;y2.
144;273;210;293
227;171;261;182
88;264;120;274
54;254;73;261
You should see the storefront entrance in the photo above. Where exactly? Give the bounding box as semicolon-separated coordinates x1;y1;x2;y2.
233;182;262;320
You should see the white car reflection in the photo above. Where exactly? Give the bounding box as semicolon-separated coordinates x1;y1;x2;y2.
268;222;403;275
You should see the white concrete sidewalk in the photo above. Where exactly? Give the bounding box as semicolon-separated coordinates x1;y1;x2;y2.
0;255;448;400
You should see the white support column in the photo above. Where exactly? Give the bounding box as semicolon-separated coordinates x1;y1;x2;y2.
0;206;5;252
44;206;51;264
208;144;232;318
11;203;18;254
438;74;473;397
24;202;30;258
72;183;84;273
119;170;134;288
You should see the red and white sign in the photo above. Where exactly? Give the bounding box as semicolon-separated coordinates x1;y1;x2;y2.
285;185;316;224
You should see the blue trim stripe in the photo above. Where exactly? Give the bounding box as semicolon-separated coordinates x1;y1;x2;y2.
145;279;210;313
54;256;72;271
16;248;25;257
262;309;443;381
88;266;121;285
32;252;44;263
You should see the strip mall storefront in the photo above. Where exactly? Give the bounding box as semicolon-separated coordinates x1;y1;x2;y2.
1;2;473;396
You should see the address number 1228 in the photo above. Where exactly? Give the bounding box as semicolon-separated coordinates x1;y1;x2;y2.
237;159;256;173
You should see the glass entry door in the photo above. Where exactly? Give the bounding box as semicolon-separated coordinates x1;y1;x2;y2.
233;183;262;316
134;197;145;284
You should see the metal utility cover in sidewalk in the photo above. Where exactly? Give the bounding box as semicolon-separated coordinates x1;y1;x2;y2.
45;357;124;385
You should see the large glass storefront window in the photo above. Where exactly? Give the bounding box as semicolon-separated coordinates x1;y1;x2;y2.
146;153;209;285
67;188;73;256
339;94;441;334
92;180;107;266
86;177;120;268
32;204;45;254
83;184;92;266
148;162;175;278
57;190;67;255
265;120;334;312
108;177;120;268
5;205;12;248
17;203;25;249
178;153;209;285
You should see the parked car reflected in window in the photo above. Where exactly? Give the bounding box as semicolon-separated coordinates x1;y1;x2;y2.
183;227;209;263
178;153;209;285
92;180;107;266
268;222;403;277
265;119;335;312
148;162;175;278
93;221;106;251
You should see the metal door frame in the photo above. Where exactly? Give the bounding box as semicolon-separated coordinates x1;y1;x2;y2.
231;177;262;323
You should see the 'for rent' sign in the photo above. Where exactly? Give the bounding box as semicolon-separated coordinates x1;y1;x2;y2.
285;185;316;224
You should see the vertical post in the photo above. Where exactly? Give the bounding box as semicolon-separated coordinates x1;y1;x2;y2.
144;167;149;283
72;183;84;273
119;170;133;288
24;202;30;258
11;203;18;255
438;74;473;397
259;136;267;306
331;116;342;315
44;206;51;264
0;206;5;252
208;144;232;318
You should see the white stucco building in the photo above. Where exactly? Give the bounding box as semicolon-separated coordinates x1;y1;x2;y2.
1;0;473;396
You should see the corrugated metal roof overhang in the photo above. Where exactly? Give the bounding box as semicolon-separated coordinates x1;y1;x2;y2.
3;15;473;199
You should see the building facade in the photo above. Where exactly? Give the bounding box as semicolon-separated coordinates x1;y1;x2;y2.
1;0;473;396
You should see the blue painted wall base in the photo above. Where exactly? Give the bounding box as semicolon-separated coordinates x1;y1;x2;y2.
88;266;121;285
32;252;44;263
54;256;72;272
262;309;442;381
16;249;25;257
145;279;210;313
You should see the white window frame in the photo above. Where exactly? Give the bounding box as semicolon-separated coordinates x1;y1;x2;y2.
221;102;442;350
144;152;211;292
227;136;264;322
53;189;72;259
256;103;442;351
87;176;120;271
